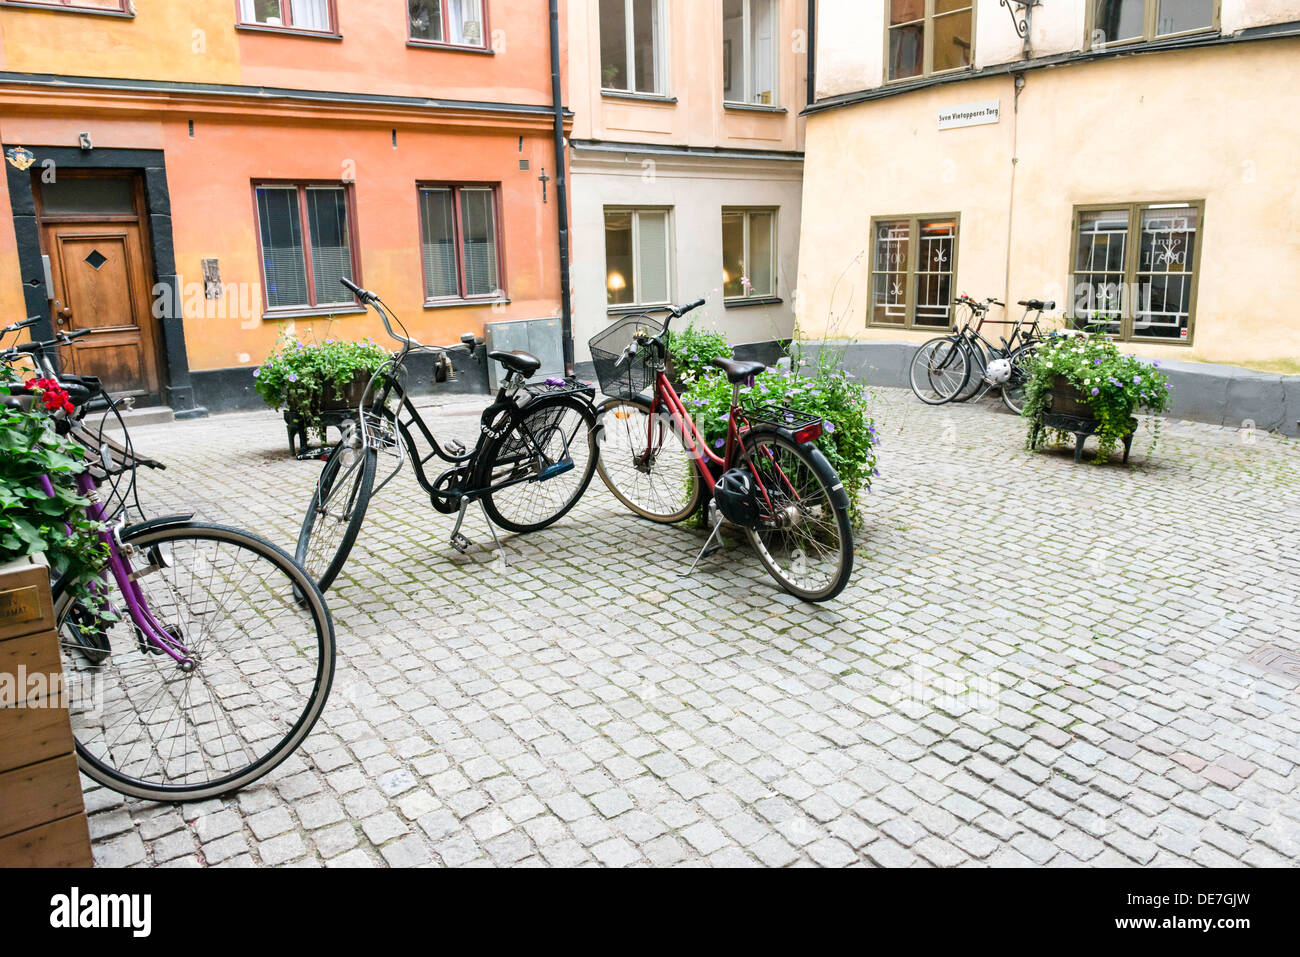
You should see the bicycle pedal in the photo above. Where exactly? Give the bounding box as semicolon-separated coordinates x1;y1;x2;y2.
446;439;466;456
450;532;472;554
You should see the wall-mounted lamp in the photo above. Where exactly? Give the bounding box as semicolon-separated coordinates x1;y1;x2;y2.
999;0;1040;54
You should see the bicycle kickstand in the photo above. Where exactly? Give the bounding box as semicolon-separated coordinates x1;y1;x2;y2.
449;498;510;567
682;522;726;579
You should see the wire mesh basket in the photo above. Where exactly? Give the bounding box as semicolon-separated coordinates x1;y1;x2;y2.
588;314;668;401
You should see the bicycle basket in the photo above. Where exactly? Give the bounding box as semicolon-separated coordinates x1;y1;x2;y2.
588;314;667;401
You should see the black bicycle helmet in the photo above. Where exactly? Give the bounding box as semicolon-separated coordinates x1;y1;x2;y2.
714;468;762;529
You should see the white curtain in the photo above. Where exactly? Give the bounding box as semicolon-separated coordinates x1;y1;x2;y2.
291;0;332;31
450;0;484;45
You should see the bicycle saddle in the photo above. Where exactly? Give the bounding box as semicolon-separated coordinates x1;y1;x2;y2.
489;350;542;378
712;357;766;384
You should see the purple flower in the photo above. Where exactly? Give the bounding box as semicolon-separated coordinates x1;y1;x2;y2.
1133;375;1142;384
1094;358;1103;365
1091;387;1100;396
824;420;836;434
288;373;298;383
253;368;261;378
1165;383;1173;390
714;438;724;449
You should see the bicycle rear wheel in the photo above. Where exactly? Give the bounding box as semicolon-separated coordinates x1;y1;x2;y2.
1001;343;1036;415
596;397;704;523
296;438;377;592
479;395;599;534
910;337;970;405
56;522;335;803
741;430;854;603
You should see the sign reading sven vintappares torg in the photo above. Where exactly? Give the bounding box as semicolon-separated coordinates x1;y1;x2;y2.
938;100;1001;130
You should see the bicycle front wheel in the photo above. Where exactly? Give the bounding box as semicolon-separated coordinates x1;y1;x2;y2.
296;439;377;592
910;337;970;405
56;522;335;803
596;398;704;523
479;395;599;534
742;430;855;602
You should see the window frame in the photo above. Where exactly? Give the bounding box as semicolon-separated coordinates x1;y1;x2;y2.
252;180;362;317
235;0;339;37
599;0;669;96
416;182;506;306
1086;0;1220;50
407;0;492;51
1;0;132;13
883;0;977;84
603;207;673;312
1069;200;1205;346
723;0;780;108
866;212;961;330
721;207;779;302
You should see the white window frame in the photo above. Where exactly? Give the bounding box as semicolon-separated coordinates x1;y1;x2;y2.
722;208;778;301
605;207;673;310
725;0;779;107
600;0;668;95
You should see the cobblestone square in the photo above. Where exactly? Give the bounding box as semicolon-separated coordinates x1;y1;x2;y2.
88;389;1300;867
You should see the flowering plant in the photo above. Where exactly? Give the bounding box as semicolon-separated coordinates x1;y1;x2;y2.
682;340;878;527
666;320;733;387
1021;330;1173;462
253;333;390;439
0;375;107;607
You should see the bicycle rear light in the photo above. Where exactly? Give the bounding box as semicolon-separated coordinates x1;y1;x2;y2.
792;422;823;445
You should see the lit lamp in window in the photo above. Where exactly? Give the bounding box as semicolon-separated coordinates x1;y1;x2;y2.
607;272;627;294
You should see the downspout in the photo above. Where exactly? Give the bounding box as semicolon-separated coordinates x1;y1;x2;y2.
807;0;817;107
549;0;575;375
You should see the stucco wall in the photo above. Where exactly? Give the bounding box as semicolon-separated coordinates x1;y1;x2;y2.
796;40;1300;367
569;0;806;152
814;0;1300;100
570;151;803;362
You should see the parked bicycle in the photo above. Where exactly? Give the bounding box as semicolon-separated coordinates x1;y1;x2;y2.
592;299;854;603
909;296;1052;414
295;278;599;592
2;319;335;802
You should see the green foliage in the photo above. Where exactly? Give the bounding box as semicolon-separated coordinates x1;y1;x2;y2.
1022;329;1174;463
681;340;878;527
666;320;733;388
254;332;390;439
0;381;107;607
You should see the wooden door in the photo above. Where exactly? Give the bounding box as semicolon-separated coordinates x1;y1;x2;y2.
38;173;163;403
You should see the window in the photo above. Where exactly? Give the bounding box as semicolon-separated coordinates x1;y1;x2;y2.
409;0;487;48
238;0;335;33
419;186;502;302
1071;202;1202;342
1088;0;1216;47
887;0;973;82
605;209;670;308
723;0;777;106
4;0;131;12
722;209;776;300
869;215;958;328
255;184;357;312
599;0;665;94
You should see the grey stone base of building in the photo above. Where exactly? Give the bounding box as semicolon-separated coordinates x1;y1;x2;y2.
798;340;1300;437
191;347;491;415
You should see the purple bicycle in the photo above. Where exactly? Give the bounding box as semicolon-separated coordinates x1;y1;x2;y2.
3;319;335;802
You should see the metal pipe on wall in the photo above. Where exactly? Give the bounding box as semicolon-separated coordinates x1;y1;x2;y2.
549;0;575;375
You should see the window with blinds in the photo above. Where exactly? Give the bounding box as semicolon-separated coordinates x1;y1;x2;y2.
604;208;670;308
239;0;336;33
419;185;504;303
255;183;357;312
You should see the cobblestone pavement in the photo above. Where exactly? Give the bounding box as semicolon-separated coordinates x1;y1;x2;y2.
86;387;1300;867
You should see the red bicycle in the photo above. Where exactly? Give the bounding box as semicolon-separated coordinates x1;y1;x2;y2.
592;298;854;602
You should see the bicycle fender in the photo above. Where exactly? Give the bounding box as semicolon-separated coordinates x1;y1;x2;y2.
122;514;195;537
745;425;850;511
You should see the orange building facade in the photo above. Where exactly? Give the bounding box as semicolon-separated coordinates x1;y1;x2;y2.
0;0;569;413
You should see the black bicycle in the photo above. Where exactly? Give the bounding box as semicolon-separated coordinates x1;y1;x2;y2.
296;278;600;592
909;297;1051;414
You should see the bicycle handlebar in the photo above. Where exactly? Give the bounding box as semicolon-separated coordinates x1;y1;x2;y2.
2;316;40;335
672;299;706;319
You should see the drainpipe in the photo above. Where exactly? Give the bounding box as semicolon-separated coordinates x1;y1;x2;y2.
549;0;575;375
807;0;817;107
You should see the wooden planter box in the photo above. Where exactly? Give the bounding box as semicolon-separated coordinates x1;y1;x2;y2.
1045;375;1095;417
1034;376;1139;465
0;554;92;867
283;375;370;458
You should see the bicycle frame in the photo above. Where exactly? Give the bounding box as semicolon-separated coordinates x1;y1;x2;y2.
52;470;194;668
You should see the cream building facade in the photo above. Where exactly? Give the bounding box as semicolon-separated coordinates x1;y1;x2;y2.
568;0;809;362
797;0;1300;371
